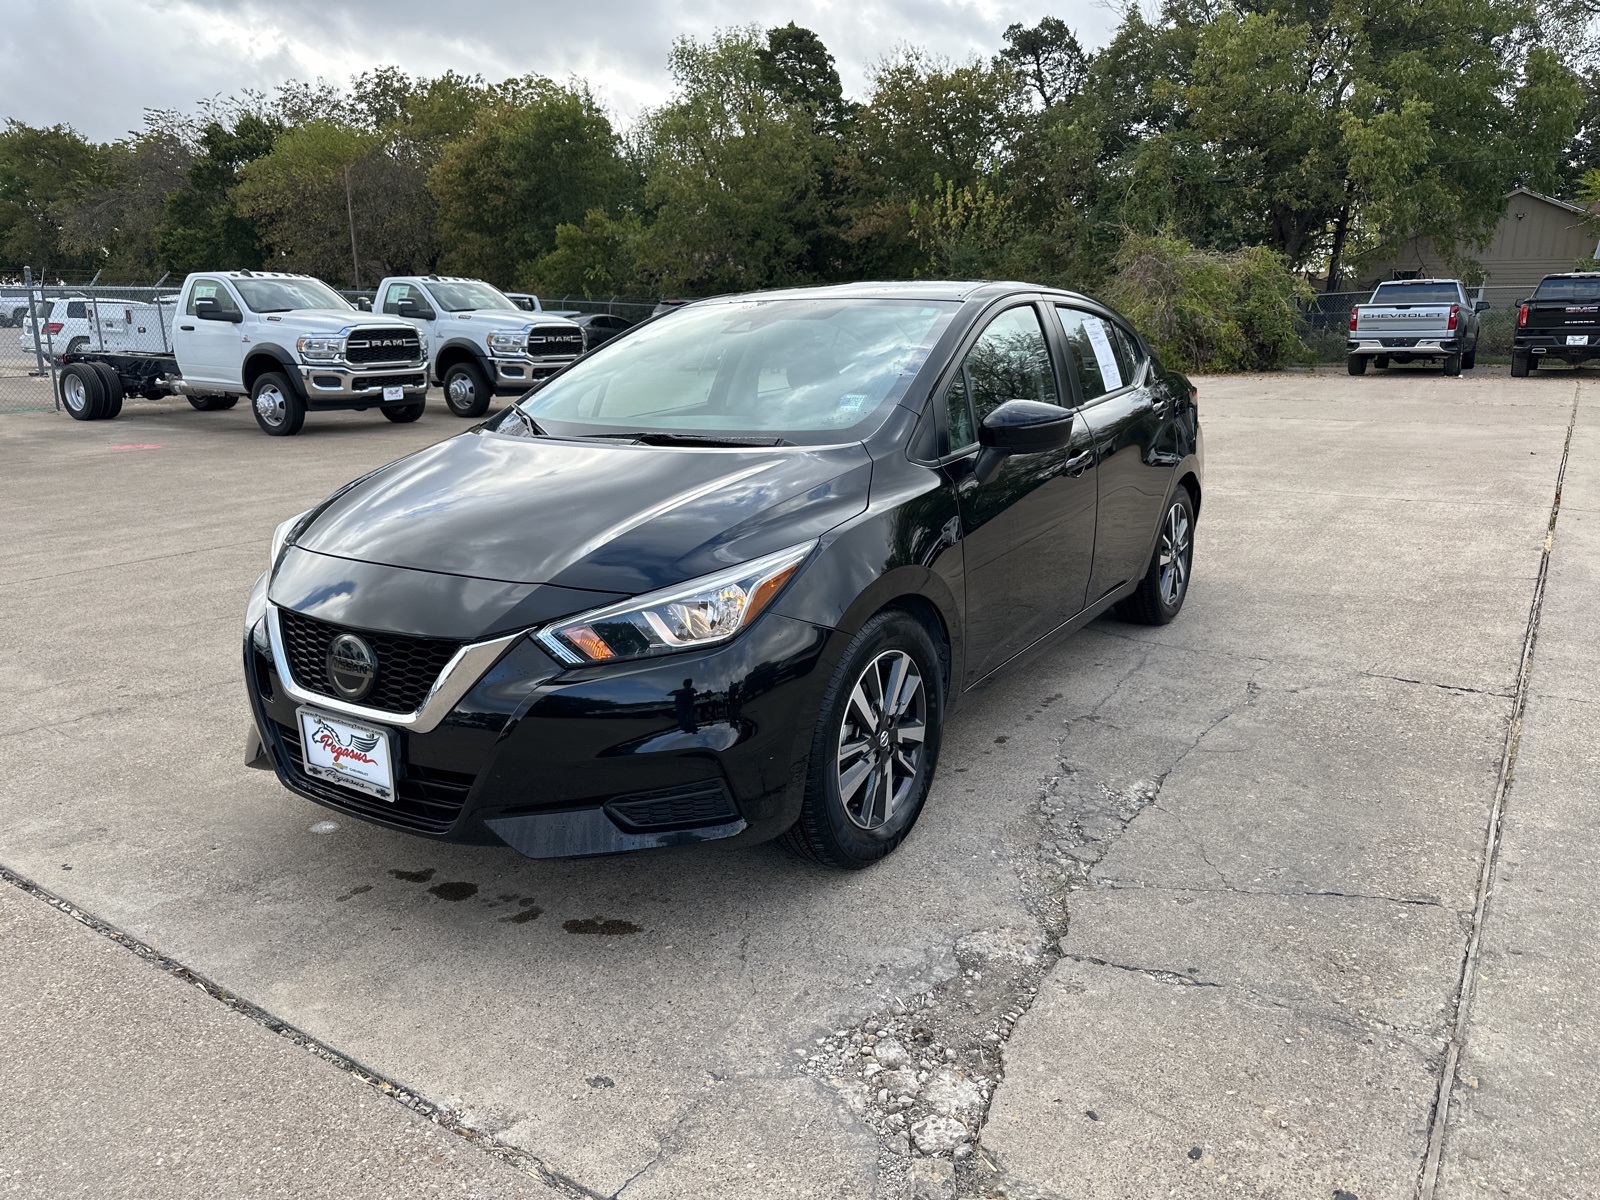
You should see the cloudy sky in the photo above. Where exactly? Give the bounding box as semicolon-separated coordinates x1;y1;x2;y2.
2;0;1121;141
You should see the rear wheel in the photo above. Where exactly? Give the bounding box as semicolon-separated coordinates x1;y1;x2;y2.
1117;488;1196;626
442;361;492;418
1511;351;1530;377
780;611;944;870
250;372;306;436
1347;354;1367;375
188;395;237;411
89;362;123;418
1443;352;1462;377
58;363;106;420
381;398;426;423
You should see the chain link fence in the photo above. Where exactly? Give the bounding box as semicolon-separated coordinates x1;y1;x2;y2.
1301;285;1533;366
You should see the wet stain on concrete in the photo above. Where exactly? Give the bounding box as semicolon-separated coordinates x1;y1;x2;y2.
335;885;372;902
428;881;478;902
587;1075;615;1089
563;918;642;935
389;867;436;883
499;901;543;924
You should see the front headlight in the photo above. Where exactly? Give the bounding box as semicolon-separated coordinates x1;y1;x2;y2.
536;543;815;665
297;335;346;362
487;329;529;356
270;508;313;569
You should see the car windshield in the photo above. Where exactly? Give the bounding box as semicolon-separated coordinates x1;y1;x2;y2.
1533;277;1600;301
512;298;958;445
428;280;519;312
1370;282;1461;304
234;277;352;313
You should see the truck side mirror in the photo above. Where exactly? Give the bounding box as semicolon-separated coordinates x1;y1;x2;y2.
396;298;435;321
194;297;241;324
1475;299;1490;313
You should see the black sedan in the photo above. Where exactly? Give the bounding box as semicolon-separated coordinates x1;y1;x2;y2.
244;282;1203;869
568;311;633;348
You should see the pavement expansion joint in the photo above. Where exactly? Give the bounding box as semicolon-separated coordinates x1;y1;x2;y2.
1416;381;1582;1200
0;860;597;1200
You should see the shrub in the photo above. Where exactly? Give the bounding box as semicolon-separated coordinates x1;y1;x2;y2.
1103;232;1313;373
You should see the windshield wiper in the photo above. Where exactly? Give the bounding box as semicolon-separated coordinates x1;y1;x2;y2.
586;431;791;448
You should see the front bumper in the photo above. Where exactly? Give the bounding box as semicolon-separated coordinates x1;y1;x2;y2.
488;353;579;393
243;599;840;859
298;361;429;404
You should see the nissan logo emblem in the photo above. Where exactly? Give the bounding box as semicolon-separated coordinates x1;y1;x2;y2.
326;633;378;701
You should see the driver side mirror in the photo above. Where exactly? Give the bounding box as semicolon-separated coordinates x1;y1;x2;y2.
1474;299;1490;313
396;298;436;321
973;399;1077;484
194;296;241;324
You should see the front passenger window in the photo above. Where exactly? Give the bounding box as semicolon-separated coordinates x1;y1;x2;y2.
964;306;1057;425
382;283;412;315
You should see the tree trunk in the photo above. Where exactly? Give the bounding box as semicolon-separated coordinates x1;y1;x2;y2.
1325;183;1354;294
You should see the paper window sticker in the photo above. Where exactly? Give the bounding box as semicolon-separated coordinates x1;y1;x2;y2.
1083;318;1123;391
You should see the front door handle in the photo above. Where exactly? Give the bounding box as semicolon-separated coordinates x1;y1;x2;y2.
1064;450;1094;477
179;324;194;331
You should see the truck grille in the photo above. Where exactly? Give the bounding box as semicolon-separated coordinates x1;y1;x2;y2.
526;325;584;358
277;609;460;715
346;327;422;365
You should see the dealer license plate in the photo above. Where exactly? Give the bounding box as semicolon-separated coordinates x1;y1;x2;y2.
1568;335;1589;346
382;385;404;401
297;707;395;801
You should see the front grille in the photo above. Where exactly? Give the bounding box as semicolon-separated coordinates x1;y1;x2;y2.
605;781;739;832
277;609;460;715
351;372;427;391
526;325;584;358
346;327;422;365
270;717;473;834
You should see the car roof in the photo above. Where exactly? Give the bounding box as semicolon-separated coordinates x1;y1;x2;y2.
1375;278;1461;285
1541;272;1600;280
205;271;324;281
683;280;1106;307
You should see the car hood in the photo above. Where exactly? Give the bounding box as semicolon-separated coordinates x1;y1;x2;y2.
261;309;404;335
434;310;580;332
293;430;874;595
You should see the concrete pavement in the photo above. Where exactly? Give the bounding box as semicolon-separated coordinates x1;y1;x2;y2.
0;370;1595;1197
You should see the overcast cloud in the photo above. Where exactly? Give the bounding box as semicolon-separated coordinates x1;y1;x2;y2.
1;0;1120;141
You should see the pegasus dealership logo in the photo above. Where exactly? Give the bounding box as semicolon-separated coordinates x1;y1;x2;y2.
308;716;381;768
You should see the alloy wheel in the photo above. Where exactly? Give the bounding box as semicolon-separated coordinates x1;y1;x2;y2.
836;649;926;831
62;373;87;413
254;384;287;427
1158;501;1192;607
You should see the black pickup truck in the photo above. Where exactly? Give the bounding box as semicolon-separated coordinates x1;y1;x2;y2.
1512;273;1600;376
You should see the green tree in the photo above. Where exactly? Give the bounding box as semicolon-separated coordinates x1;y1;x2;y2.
998;17;1090;109
156;113;279;273
0;121;109;273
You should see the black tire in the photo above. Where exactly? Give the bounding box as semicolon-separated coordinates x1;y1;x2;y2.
1347;355;1367;375
1443;352;1462;377
1116;487;1196;626
381;398;426;423
188;395;237;411
64;336;89;358
58;363;106;420
250;371;306;436
442;360;492;418
1463;345;1477;371
1511;351;1530;377
1374;355;1390;370
90;362;123;418
780;610;945;870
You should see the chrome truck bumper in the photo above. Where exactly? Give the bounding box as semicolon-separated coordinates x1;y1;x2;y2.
299;361;429;403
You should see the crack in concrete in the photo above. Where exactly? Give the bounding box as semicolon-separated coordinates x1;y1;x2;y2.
0;862;596;1200
1357;670;1514;699
1061;953;1222;988
1092;879;1450;909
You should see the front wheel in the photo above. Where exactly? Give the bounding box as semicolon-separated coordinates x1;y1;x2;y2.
1463;345;1477;371
442;361;491;418
780;611;944;870
1117;488;1196;626
1374;355;1390;370
381;398;426;423
1347;354;1367;375
251;372;306;436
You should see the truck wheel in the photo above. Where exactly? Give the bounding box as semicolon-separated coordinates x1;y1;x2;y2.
1443;353;1462;378
1463;346;1477;371
251;372;306;436
64;336;89;358
1511;352;1529;377
1374;356;1389;370
381;399;426;423
59;363;106;420
189;395;236;411
90;362;124;418
442;361;491;418
1346;355;1367;376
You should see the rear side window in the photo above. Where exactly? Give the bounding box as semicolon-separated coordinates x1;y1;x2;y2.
1533;277;1600;301
1371;282;1462;305
1110;323;1145;383
1053;307;1126;399
186;278;240;316
65;301;88;319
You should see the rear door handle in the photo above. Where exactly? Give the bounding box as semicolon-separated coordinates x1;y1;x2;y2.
1064;450;1094;477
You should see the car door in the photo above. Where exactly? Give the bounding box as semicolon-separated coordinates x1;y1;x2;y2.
1054;306;1177;604
948;302;1099;685
381;281;440;355
177;278;244;387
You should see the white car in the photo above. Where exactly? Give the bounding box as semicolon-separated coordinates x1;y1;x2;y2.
374;275;585;417
20;295;173;357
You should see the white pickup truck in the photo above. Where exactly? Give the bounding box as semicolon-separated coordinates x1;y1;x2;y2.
1346;278;1487;377
56;271;430;435
372;275;585;417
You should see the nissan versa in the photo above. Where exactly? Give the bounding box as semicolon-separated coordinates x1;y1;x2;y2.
243;282;1203;869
